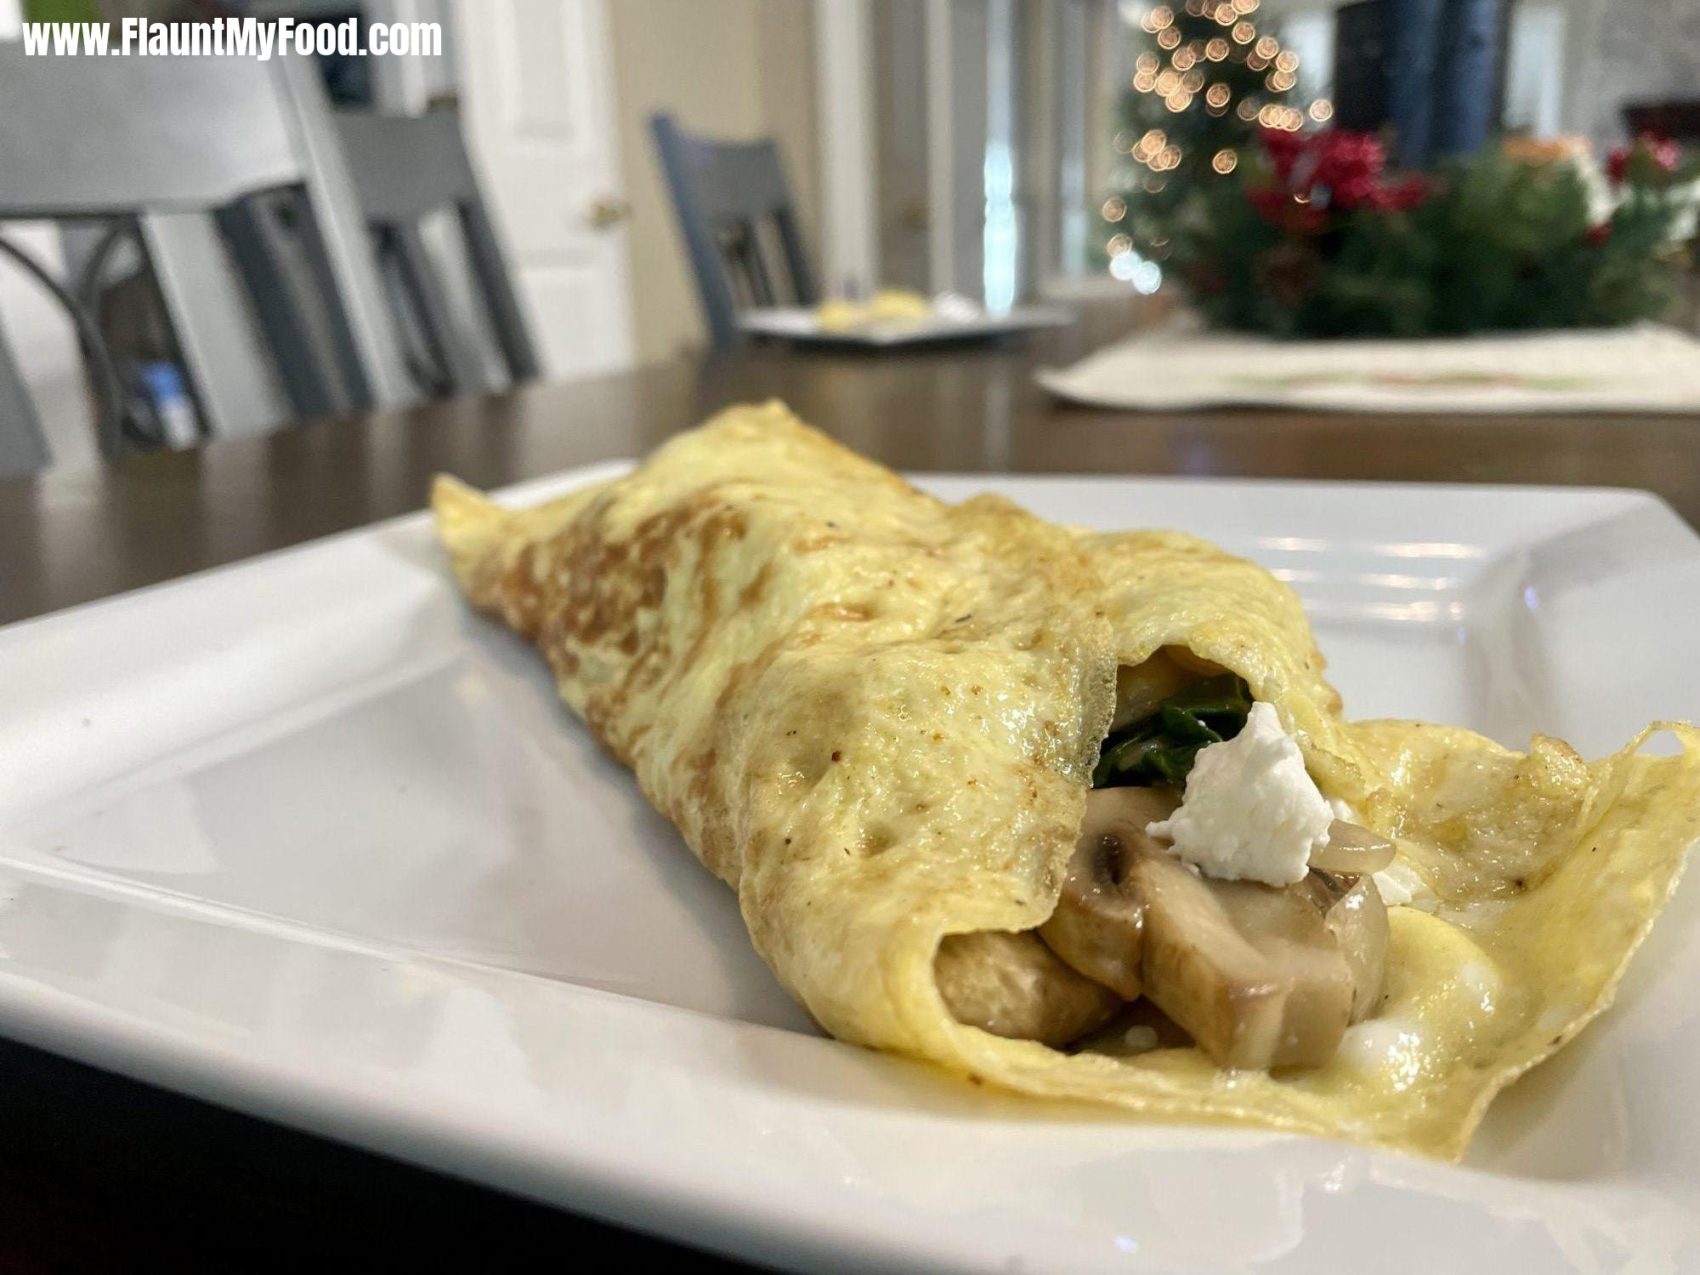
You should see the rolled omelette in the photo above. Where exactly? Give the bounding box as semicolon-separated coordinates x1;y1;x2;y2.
432;402;1700;1158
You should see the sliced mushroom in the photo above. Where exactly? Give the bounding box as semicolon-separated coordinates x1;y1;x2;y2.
938;790;1390;1061
1038;786;1178;998
1129;844;1294;1067
1128;840;1362;1070
934;930;1121;1047
1208;876;1355;1068
1309;820;1397;876
1313;871;1389;1023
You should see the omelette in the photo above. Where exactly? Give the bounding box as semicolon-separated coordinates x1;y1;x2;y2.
432;402;1700;1159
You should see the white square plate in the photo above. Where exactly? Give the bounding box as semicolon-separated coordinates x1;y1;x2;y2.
739;305;1073;346
2;468;1698;1273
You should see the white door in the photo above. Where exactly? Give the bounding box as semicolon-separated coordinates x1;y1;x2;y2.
453;0;635;378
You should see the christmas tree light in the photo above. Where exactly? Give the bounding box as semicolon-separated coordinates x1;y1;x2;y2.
1100;0;1320;276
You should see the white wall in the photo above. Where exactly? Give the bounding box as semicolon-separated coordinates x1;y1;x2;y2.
1559;0;1700;150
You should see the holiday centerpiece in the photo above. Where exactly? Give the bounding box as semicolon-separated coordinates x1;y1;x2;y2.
1095;0;1697;340
1175;129;1700;338
1057;1;1700;410
1046;134;1700;412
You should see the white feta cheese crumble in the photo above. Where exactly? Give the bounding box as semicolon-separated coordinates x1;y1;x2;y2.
1145;701;1332;886
1372;861;1438;911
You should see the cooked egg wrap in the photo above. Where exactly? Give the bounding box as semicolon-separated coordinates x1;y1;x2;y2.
433;403;1700;1159
1083;528;1700;1156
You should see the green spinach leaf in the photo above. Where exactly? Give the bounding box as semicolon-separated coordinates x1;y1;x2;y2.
1093;673;1252;789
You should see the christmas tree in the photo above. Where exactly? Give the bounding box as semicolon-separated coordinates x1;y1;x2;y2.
1102;0;1317;278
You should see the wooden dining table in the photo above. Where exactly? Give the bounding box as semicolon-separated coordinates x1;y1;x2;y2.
9;314;1700;628
2;318;1698;1266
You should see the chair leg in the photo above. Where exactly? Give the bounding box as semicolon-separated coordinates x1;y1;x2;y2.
273;54;418;410
219;189;368;421
775;209;818;306
0;305;50;477
460;204;541;382
138;211;292;439
388;222;491;397
650;114;745;354
738;223;778;308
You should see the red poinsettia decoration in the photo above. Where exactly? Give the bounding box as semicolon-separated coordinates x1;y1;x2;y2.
1182;125;1690;337
1246;129;1427;230
1608;133;1682;186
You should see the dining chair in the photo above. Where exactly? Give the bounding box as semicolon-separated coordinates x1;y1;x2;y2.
0;46;413;448
649;113;819;353
0;309;50;479
333;107;540;396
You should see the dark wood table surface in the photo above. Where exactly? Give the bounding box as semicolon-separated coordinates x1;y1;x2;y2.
2;322;1698;1268
7;319;1700;627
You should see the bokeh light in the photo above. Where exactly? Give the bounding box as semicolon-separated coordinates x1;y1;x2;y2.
1110;251;1163;294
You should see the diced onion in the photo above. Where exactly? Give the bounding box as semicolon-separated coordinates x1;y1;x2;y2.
1309;820;1396;875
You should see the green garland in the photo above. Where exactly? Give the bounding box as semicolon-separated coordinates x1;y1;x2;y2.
1178;132;1699;338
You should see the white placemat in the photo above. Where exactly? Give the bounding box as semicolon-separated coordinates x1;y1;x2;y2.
1037;321;1700;414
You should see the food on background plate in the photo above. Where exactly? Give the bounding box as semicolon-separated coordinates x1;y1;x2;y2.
432;403;1700;1158
814;288;938;331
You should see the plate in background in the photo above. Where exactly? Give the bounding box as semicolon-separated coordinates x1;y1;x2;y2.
739;304;1073;346
1;467;1697;1272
